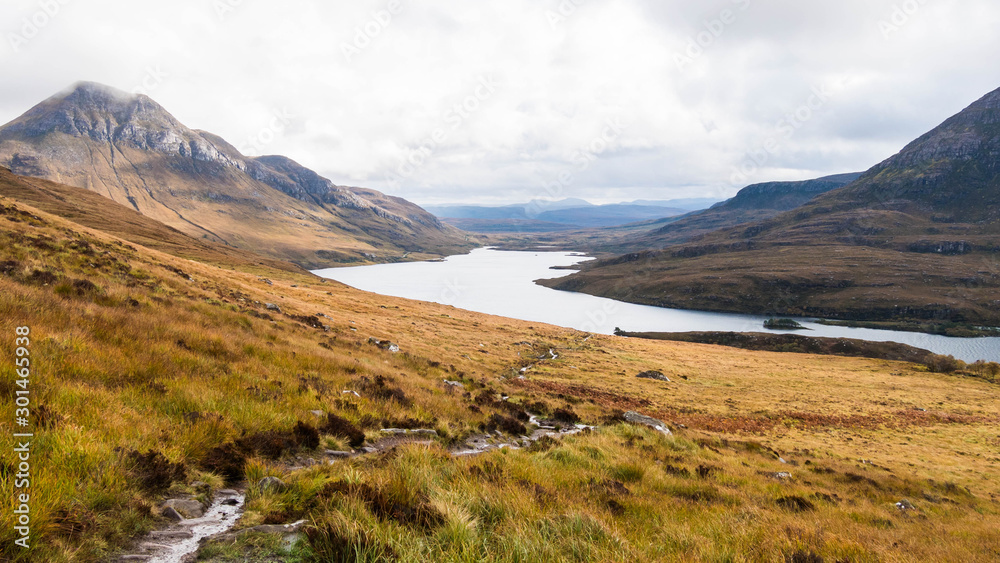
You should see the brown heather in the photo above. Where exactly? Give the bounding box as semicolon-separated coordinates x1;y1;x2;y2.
0;180;998;562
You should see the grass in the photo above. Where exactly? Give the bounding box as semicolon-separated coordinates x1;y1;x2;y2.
0;193;998;562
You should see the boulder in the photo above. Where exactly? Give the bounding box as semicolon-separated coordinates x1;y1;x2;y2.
162;498;204;519
637;370;670;382
622;411;673;436
265;303;281;312
161;507;184;521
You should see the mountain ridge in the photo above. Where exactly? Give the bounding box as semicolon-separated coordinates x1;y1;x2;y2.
540;86;1000;325
0;81;473;267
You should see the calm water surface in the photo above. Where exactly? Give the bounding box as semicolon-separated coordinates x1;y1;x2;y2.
314;248;1000;363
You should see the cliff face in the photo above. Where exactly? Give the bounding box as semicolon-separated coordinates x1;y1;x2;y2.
0;82;471;266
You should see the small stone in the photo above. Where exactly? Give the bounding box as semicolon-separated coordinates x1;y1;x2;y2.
258;476;287;493
444;380;465;388
119;556;151;561
325;450;352;459
265;303;281;312
410;429;438;436
896;499;916;511
161;507;183;521
773;472;793;480
310;410;325;417
218;489;240;496
382;428;408;435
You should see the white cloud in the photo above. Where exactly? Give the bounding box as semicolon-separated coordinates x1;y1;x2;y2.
1;0;998;205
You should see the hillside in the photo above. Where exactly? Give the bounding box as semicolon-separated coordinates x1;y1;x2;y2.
1;165;999;562
0;82;474;267
623;173;862;249
541;87;1000;327
0;166;304;274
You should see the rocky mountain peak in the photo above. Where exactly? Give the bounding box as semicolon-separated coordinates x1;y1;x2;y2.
5;81;187;144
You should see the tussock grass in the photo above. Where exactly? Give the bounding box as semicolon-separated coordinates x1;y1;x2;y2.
0;196;998;561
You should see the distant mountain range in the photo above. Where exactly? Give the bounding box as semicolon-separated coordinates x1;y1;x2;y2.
616;173;863;250
424;197;720;232
0;82;473;267
542;86;1000;326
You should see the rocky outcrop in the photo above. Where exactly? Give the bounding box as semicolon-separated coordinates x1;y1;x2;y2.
622;412;673;436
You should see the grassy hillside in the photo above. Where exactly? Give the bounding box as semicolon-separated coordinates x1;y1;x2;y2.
0;192;998;562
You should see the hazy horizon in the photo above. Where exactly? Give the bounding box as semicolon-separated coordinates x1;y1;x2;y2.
3;1;999;206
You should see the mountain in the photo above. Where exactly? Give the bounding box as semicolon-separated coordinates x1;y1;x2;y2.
0;82;473;267
426;198;695;232
629;197;722;211
620;173;863;249
541;87;1000;326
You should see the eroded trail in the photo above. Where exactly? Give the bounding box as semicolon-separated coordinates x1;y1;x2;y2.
119;490;245;563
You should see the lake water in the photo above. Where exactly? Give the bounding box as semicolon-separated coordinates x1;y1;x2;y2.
314;248;1000;363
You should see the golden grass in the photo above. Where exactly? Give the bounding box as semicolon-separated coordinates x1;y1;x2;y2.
0;194;998;562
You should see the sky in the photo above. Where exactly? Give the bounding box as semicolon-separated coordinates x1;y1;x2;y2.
1;0;999;206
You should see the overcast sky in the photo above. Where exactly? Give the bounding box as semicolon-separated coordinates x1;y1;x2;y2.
1;0;999;205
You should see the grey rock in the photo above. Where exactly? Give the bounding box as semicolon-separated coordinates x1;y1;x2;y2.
636;370;670;382
149;529;193;539
265;303;281;312
410;429;438;436
444;380;465;388
773;472;793;480
258;476;287;493
368;337;400;353
382;428;409;435
218;489;240;496
622;411;673;436
162;498;204;519
309;410;325;417
119;556;151;561
896;499;916;511
325;450;352;459
161;507;184;521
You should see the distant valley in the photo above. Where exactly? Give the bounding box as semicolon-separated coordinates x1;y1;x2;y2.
425;197;719;232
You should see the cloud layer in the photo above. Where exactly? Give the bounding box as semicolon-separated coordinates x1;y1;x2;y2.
2;0;998;205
